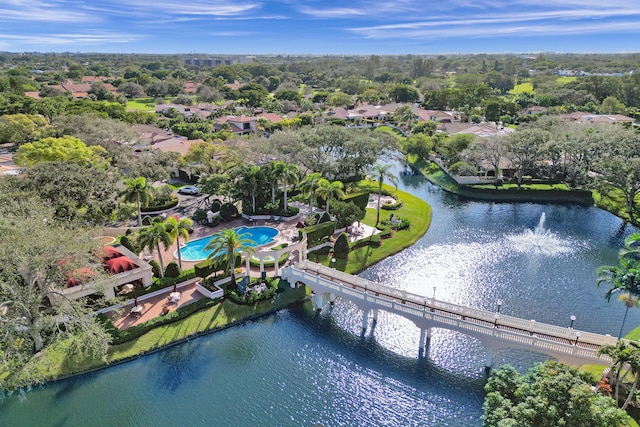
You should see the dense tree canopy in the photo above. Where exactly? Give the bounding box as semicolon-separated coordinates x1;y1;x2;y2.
0;186;111;391
14;136;109;167
483;361;628;427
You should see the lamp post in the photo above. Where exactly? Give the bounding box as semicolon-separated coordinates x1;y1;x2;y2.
432;286;437;300
496;299;503;314
494;313;500;328
569;315;576;329
331;257;336;268
574;331;581;346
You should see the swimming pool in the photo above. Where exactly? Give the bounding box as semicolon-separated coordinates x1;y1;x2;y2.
175;226;279;262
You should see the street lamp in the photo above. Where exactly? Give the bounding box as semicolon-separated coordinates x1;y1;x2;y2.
494;313;500;327
432;286;437;299
574;331;581;345
331;257;336;268
496;299;503;314
569;315;576;329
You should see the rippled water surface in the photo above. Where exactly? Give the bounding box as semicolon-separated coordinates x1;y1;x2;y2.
2;165;638;426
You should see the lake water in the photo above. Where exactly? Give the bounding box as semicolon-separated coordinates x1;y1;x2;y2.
1;166;637;426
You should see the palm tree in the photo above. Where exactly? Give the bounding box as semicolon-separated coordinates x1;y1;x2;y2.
598;341;634;404
266;160;285;206
122;177;151;227
619;233;640;260
596;256;640;302
599;341;640;408
622;344;640;410
281;163;300;211
616;293;640;340
299;172;323;214
368;163;398;226
315;179;345;215
238;165;262;214
165;216;193;268
205;228;256;288
138;220;172;277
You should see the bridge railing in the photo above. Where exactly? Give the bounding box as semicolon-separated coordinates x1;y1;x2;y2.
293;261;620;351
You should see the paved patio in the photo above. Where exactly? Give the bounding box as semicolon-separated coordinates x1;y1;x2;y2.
106;281;206;329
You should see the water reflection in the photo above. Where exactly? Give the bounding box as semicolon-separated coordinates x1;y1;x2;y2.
1;162;639;427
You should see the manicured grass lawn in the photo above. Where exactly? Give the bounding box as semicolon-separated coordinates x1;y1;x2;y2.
313;180;432;275
16;285;309;383
125;97;158;111
592;187;640;224
11;178;433;386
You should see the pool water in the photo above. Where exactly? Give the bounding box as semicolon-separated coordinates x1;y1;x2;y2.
176;226;279;262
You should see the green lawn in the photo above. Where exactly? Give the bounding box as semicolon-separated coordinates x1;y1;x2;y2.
509;82;534;94
557;76;578;84
125;97;159;111
14;285;309;384
313;180;432;275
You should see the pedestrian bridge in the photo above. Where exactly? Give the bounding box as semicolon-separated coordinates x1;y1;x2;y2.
282;260;618;367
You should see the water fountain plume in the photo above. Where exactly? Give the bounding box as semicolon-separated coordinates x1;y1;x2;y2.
507;212;573;256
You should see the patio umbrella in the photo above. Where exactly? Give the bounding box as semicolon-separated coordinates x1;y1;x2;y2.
101;245;123;259
105;257;137;274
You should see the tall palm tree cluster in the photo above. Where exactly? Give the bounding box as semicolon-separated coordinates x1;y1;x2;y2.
596;232;640;408
137;215;193;277
232;160;345;216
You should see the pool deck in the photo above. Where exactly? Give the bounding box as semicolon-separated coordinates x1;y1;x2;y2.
106;281;206;329
151;216;301;273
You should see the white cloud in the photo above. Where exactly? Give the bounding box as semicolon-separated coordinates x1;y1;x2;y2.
0;32;144;46
0;0;92;23
297;6;367;18
109;0;261;17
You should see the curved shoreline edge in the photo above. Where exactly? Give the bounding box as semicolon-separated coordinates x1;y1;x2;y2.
16;183;432;389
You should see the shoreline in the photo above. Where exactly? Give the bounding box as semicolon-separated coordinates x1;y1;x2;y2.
11;182;433;389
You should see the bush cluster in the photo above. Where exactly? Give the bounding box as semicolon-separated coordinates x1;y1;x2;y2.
299;220;336;246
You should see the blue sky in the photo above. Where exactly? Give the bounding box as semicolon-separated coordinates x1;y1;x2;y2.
1;0;639;54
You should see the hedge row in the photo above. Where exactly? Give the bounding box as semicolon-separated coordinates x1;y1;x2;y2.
342;192;369;211
381;200;404;210
141;196;179;212
249;244;289;267
194;255;241;278
299;221;336;246
99;296;221;345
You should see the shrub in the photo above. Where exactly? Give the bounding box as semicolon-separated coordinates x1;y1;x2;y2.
164;261;181;278
280;205;299;217
300;221;336;246
193;209;207;224
119;235;137;253
149;259;162;278
342;192;369;211
148;269;196;291
220;203;238;221
380;199;404;210
227;277;278;304
319;211;331;223
330;199;364;227
381;217;411;230
333;232;350;259
99;297;221;345
141;195;179;212
249;251;289;268
210;199;222;213
449;161;477;176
